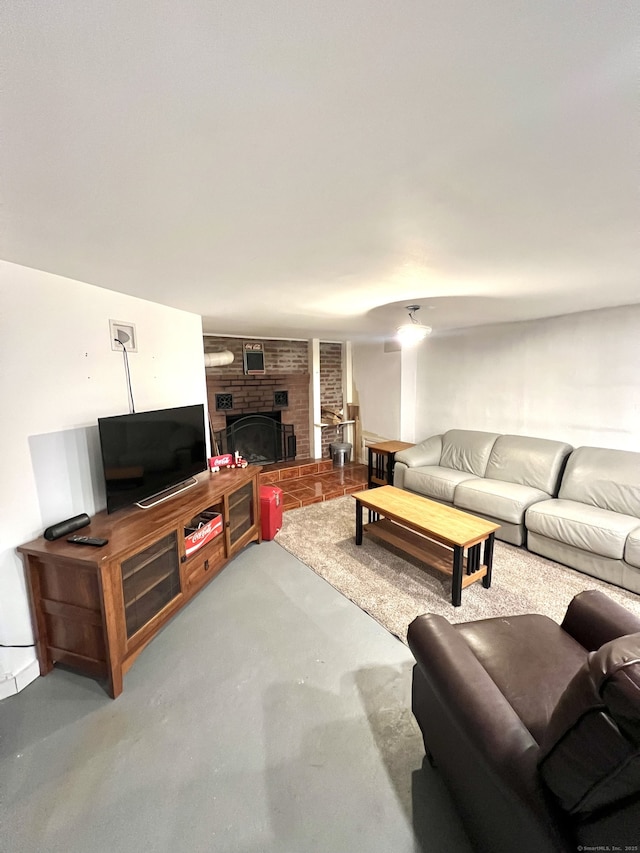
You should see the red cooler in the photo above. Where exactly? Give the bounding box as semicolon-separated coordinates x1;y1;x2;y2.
260;485;283;540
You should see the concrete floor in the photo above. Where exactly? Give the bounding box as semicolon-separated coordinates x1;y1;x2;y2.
0;541;473;853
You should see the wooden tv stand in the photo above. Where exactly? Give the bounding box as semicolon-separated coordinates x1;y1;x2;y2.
18;467;261;698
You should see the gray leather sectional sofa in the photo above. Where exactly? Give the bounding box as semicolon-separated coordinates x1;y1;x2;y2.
393;429;640;594
526;446;640;594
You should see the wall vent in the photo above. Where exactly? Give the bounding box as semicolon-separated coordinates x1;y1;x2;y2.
215;394;234;411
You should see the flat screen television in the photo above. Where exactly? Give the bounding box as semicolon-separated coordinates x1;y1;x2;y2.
98;404;207;513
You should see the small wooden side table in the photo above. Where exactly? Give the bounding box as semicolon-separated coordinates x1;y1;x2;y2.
367;440;415;489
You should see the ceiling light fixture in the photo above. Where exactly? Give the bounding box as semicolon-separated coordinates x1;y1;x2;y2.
396;304;432;346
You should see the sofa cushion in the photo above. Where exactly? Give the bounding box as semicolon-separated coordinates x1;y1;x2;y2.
405;466;476;504
454;477;549;525
625;528;640;570
539;632;640;818
439;429;499;477
526;499;640;560
484;434;572;494
559;446;640;517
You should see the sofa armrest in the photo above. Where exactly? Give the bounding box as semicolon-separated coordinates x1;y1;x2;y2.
560;589;640;651
408;614;570;853
394;434;442;468
408;614;539;763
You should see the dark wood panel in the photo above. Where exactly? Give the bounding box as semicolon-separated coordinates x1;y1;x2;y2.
49;646;108;678
45;613;106;663
41;598;103;626
39;561;101;609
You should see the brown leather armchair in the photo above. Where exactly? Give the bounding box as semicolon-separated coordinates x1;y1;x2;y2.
408;590;640;853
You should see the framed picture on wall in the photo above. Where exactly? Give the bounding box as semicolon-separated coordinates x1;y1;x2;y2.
243;341;265;374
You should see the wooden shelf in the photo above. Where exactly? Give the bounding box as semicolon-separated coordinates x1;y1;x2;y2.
123;567;177;608
121;542;175;580
314;420;356;428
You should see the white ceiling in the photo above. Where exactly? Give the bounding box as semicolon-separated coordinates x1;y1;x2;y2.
1;1;638;342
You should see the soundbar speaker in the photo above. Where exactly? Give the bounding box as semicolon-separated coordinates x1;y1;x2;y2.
43;513;91;541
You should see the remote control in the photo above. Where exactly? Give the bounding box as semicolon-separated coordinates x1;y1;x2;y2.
67;535;108;547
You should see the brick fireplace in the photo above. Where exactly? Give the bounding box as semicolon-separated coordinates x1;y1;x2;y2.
204;337;344;462
205;338;311;460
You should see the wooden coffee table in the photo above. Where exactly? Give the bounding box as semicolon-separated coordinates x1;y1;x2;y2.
352;486;500;606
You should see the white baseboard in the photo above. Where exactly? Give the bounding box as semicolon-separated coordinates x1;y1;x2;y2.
0;649;39;700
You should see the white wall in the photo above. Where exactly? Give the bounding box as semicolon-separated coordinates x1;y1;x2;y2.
400;346;419;444
0;261;207;697
352;343;401;449
414;304;640;449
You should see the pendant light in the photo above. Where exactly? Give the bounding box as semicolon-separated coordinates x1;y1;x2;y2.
396;305;432;346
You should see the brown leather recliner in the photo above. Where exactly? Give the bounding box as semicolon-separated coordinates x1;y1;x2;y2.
407;590;640;853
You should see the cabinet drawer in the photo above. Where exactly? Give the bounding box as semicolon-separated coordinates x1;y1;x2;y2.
183;538;225;593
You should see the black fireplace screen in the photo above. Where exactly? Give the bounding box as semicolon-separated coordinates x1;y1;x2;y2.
213;415;296;465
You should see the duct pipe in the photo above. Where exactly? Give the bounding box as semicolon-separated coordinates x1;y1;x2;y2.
204;350;234;368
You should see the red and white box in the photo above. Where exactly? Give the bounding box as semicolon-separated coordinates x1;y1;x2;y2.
184;513;223;557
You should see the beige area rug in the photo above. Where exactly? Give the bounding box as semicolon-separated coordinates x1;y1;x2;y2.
275;495;640;643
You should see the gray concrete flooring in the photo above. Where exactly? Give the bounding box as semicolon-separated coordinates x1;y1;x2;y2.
1;541;473;853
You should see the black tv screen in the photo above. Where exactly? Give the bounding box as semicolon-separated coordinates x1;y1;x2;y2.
98;404;207;513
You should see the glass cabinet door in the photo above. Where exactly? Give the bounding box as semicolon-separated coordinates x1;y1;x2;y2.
227;481;255;552
120;532;181;639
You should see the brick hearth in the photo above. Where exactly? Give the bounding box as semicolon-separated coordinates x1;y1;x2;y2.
259;459;368;511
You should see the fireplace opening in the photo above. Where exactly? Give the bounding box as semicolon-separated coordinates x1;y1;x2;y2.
213;412;296;465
